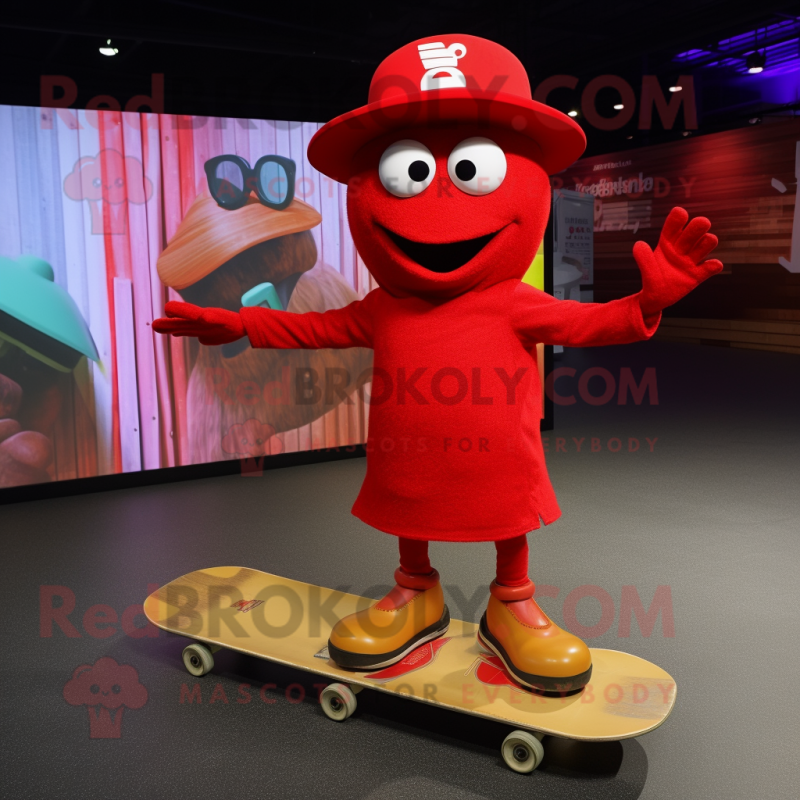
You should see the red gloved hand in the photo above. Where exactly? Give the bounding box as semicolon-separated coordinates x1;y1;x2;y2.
152;301;246;346
634;207;723;318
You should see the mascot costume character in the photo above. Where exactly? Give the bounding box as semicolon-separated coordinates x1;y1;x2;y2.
154;35;722;692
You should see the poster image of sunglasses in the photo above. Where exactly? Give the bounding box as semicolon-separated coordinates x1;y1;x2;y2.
205;155;296;211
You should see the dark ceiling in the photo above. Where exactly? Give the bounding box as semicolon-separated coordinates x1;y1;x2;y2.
1;0;798;157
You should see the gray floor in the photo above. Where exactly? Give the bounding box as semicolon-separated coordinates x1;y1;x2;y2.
1;341;798;800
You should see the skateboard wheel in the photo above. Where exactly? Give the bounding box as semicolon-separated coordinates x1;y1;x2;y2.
501;730;544;773
182;643;215;677
320;683;357;722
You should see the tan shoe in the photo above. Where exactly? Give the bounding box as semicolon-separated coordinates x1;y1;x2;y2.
328;568;450;669
478;580;592;692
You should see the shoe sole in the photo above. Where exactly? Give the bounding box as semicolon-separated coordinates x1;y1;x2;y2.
477;613;592;694
327;606;451;670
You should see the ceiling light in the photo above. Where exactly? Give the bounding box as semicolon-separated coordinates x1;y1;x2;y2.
567;110;578;117
669;85;682;92
613;103;624;110
746;51;766;73
99;39;119;56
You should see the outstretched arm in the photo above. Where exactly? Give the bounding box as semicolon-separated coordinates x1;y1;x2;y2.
512;282;660;348
513;207;722;348
153;290;377;350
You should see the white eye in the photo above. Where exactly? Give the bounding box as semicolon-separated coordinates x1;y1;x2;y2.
378;140;435;198
447;137;506;196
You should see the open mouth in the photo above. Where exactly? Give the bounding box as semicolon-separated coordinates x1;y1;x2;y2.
378;225;502;273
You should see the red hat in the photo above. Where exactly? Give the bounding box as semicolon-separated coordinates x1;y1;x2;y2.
308;34;586;183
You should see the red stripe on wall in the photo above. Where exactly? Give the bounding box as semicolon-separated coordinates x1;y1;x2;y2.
97;113;122;473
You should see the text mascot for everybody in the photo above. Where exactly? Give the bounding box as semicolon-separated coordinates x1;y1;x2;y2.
154;35;722;692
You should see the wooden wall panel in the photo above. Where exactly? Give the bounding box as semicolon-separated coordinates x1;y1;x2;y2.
557;120;800;315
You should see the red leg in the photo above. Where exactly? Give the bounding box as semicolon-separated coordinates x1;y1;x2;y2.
495;534;531;587
398;537;432;576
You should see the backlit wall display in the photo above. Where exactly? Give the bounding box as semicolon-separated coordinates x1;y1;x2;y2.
0;106;549;490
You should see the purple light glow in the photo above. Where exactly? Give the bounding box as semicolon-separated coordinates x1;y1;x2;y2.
674;21;800;75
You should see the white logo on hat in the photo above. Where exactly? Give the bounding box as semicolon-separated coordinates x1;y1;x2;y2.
418;42;467;92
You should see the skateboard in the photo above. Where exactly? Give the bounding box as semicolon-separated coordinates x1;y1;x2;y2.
144;567;676;773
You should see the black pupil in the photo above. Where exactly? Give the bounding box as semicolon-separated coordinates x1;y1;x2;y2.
455;160;477;181
408;160;430;182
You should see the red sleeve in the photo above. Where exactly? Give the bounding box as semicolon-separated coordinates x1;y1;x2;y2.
239;289;377;350
511;282;661;348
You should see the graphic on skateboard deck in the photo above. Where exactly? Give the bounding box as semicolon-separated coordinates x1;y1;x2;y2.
144;567;676;773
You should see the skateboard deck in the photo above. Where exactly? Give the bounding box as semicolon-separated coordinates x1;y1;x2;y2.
144;567;676;769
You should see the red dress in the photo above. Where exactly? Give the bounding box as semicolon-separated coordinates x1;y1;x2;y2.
240;279;659;543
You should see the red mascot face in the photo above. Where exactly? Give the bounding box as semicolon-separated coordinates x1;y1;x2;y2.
347;125;551;300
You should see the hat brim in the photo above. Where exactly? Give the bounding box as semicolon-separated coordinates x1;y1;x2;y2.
157;193;322;290
308;89;586;184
